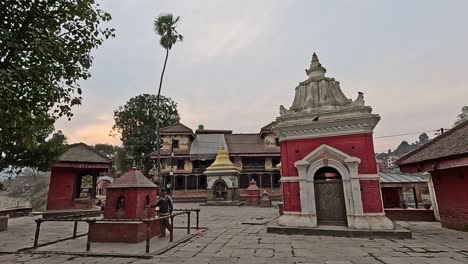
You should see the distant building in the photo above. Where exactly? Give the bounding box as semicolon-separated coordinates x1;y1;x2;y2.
151;122;282;201
398;120;468;231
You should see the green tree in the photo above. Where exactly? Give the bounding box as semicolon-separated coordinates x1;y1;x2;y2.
112;94;180;175
0;127;67;177
0;0;114;169
454;106;468;126
94;144;118;159
394;141;413;156
418;133;429;145
153;13;183;186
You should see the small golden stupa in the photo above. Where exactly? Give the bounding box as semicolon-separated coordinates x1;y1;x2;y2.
205;145;239;172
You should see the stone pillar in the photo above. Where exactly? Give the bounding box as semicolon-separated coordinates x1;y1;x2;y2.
427;173;440;221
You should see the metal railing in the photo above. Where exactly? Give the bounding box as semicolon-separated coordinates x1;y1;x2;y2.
32;209;201;254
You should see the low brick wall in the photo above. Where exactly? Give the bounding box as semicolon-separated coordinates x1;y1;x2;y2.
0;207;32;218
385;209;436;221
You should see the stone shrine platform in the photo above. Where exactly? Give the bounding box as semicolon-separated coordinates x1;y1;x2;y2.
267;224;412;239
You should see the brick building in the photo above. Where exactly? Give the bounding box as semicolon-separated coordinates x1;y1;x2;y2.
151;122;282;201
398;120;468;231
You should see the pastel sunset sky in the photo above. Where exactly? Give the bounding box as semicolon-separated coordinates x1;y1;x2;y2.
55;0;468;153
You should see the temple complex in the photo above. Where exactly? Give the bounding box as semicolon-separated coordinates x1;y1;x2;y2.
152;123;281;202
272;53;394;230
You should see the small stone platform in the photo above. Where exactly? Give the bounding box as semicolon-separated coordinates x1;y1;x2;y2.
267;224;412;239
200;201;244;206
38;209;101;219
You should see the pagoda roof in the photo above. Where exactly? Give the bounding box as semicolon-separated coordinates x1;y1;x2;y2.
225;134;280;156
58;143;110;164
398;120;468;165
107;169;157;189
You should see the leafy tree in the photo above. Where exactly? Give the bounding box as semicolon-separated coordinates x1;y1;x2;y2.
454;106;468;126
94;144;118;159
418;133;429;144
0;127;67;177
153;13;183;185
394;141;411;155
0;0;114;170
112;94;180;175
114;146;132;176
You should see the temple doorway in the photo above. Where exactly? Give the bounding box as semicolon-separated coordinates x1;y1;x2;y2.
214;180;228;199
314;167;347;226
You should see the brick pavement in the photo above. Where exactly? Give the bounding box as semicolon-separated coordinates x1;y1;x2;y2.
0;203;467;263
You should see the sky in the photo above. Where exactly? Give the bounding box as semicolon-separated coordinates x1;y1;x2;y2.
55;0;468;153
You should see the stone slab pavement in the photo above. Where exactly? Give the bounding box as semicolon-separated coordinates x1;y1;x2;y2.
1;203;468;263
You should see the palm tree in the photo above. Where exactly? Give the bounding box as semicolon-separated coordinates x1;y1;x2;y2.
153;14;183;189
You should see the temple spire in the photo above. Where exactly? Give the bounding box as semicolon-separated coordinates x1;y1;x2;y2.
306;52;326;79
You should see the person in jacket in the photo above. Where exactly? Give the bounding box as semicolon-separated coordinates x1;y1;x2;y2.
151;189;173;237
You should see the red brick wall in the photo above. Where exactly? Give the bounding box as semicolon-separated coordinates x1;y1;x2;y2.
89;221;160;243
282;182;301;212
104;188;157;219
432;167;468;231
46;167;87;210
360;180;384;213
385;209;435;221
280;133;378;177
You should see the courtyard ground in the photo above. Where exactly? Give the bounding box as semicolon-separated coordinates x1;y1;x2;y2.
1;203;467;263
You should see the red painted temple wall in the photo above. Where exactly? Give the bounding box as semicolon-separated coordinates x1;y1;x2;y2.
432;166;468;231
280;133;378;177
89;220;160;243
282;182;301;212
104;189;157;219
46;167;86;210
360;180;384;213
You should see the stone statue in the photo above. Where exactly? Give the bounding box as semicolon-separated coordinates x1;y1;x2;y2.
279;105;290;116
352;92;365;107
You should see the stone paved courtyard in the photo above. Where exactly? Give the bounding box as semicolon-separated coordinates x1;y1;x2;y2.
1;203;468;263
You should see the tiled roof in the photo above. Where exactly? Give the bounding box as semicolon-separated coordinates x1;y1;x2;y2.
259;121;276;135
160;123;194;136
196;129;232;134
398;121;468;165
190;134;227;160
59;143;110;164
379;172;426;183
106;169;157;189
225;134;280;155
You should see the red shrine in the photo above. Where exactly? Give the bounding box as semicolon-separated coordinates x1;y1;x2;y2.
88;168;160;243
47;143;111;211
272;53;393;230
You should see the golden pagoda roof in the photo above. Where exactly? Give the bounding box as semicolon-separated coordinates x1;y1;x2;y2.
206;146;239;172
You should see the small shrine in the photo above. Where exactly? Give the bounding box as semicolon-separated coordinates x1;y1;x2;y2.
259;190;272;207
203;146;242;205
88;168;160;243
246;179;260;206
46;143;111;212
272;53;394;230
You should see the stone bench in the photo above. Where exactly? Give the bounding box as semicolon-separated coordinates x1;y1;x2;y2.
0;215;7;231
